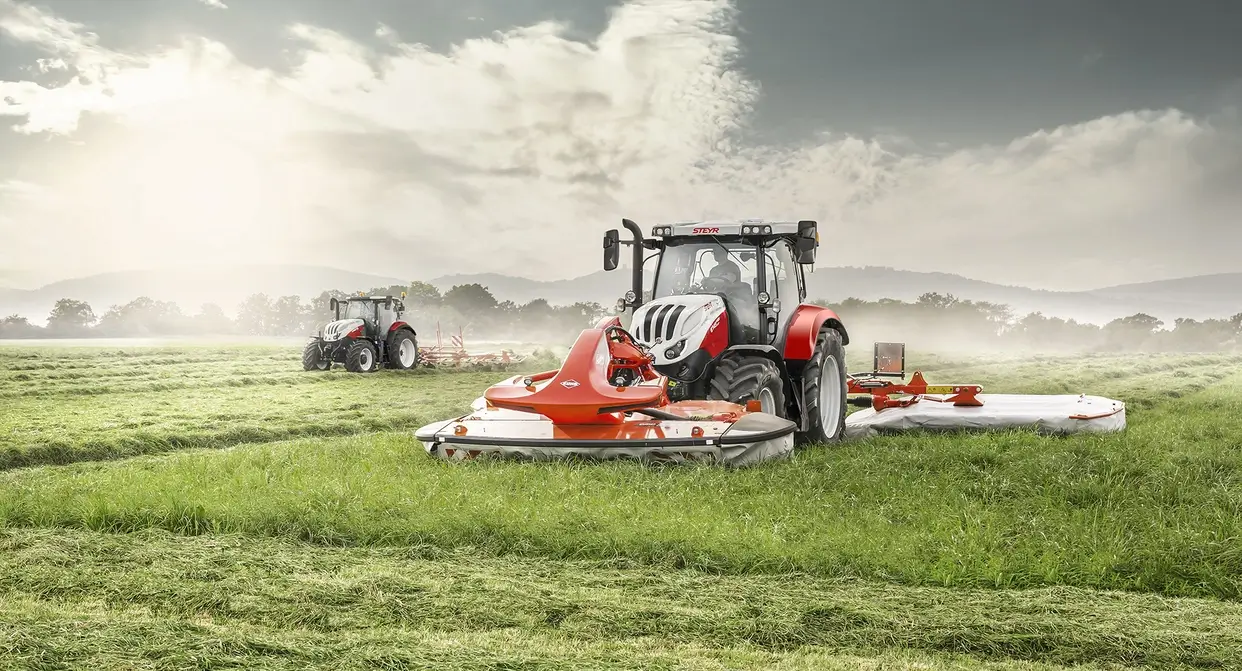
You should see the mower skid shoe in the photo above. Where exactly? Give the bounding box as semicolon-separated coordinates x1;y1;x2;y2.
414;411;796;467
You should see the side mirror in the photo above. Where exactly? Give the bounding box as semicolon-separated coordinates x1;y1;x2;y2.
603;229;620;271
796;220;817;264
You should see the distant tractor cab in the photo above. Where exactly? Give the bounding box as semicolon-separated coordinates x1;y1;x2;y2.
302;294;418;373
602;218;850;444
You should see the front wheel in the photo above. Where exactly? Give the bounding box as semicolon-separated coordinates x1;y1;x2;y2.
706;355;786;417
797;327;847;445
345;340;379;373
302;341;330;371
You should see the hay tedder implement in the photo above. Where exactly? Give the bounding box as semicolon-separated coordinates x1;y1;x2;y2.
417;322;523;368
415;218;1125;466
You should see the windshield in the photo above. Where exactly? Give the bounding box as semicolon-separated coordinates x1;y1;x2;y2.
653;241;759;301
340;300;373;321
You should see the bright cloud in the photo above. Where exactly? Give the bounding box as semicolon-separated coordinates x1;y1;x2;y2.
0;0;1238;290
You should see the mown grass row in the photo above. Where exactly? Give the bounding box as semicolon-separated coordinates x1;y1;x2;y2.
0;343;564;470
3;366;1241;600
0;371;504;471
1;527;1238;669
0;345;561;399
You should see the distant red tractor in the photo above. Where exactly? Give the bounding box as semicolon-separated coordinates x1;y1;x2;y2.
302;295;418;373
602;218;849;444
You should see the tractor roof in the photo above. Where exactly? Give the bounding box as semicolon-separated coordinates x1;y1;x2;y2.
345;294;402;302
649;219;811;240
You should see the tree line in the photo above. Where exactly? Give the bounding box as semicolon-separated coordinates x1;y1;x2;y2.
2;284;1241;353
833;293;1242;353
0;282;608;343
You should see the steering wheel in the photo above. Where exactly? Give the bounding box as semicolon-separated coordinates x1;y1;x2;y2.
699;276;731;292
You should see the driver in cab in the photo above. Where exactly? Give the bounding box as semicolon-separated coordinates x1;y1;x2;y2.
702;249;754;303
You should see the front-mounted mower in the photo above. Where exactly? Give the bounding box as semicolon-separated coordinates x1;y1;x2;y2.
302;294;418;373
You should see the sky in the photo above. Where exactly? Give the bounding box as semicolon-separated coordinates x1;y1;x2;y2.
0;0;1239;291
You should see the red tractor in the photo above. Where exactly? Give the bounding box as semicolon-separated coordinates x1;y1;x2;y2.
302;294;418;373
602;218;849;444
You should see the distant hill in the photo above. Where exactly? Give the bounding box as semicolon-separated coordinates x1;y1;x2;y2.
0;264;409;323
2;263;1239;326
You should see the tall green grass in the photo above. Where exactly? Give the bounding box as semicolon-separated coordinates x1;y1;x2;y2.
4;344;1242;668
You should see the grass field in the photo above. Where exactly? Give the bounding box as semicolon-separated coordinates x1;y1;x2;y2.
2;343;1242;669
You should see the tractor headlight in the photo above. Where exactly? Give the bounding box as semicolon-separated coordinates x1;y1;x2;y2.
624;290;637;303
664;339;686;359
758;291;771;305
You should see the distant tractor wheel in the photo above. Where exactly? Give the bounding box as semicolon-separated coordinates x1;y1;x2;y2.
707;355;786;418
798;327;847;445
302;341;330;371
386;330;418;370
345;340;379;373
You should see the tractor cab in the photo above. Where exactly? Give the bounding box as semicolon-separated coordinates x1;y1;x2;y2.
330;295;405;338
603;219;819;349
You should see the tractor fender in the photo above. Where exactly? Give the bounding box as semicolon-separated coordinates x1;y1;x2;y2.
782;305;849;361
388;321;416;336
719;345;798;416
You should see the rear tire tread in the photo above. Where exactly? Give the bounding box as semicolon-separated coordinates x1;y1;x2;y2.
798;327;847;445
385;330;418;370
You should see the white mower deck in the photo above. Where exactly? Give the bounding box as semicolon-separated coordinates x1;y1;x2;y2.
844;393;1126;439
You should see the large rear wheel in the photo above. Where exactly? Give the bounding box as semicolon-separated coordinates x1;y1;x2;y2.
706;355;786;417
798;327;847;445
386;330;418;370
345;340;379;373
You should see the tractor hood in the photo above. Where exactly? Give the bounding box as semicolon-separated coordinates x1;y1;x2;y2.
321;318;364;342
630;294;727;368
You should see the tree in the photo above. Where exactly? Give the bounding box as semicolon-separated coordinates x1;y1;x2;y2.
916;292;958;309
442;283;498;316
405;281;442;311
96;297;185;336
193;303;234;334
46;298;96;334
0;314;38;338
311;290;348;319
270;295;310;335
236;293;274;335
